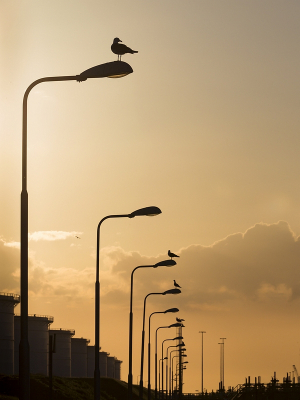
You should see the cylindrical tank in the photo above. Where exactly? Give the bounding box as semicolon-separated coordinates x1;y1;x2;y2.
14;314;54;375
87;345;94;378
71;337;90;377
87;346;109;378
50;328;75;377
99;351;108;377
0;293;20;374
107;356;115;378
114;359;122;380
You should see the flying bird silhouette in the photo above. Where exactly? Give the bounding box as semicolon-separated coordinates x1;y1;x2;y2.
176;317;185;322
75;236;81;239
168;250;179;259
111;38;138;61
173;280;181;288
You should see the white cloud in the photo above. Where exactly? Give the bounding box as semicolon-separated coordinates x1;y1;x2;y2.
29;231;82;241
2;221;300;314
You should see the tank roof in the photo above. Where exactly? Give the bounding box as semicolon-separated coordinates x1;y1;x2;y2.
71;337;90;344
0;292;20;303
50;328;75;336
15;314;54;323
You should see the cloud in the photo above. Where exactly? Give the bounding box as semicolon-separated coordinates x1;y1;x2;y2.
0;238;19;292
99;221;300;311
29;231;82;241
2;221;300;314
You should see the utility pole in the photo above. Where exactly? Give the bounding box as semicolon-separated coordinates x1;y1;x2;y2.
199;331;206;394
219;338;226;390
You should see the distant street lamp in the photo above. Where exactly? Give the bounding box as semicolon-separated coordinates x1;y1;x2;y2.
155;324;182;400
20;60;133;400
95;207;161;400
139;290;181;400
219;338;226;391
148;308;179;400
199;331;206;394
159;357;168;397
167;345;185;399
161;337;182;400
128;260;177;400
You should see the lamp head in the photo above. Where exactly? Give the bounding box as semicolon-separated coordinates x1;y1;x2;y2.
154;259;176;268
175;336;183;340
77;61;133;82
129;206;161;218
168;322;182;328
164;308;179;314
162;288;181;295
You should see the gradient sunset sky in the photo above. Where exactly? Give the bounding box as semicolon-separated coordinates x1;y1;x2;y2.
1;0;300;393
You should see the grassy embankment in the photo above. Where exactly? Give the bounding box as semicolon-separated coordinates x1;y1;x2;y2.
0;375;149;400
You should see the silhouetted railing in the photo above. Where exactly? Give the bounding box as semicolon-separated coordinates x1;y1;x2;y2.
0;292;20;302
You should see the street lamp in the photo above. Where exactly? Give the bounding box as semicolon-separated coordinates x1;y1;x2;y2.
155;324;182;400
128;260;177;400
148;308;179;400
175;361;188;395
139;290;181;400
161;337;182;400
159;357;168;398
95;207;161;400
219;338;226;391
20;60;133;400
167;345;185;399
199;331;206;395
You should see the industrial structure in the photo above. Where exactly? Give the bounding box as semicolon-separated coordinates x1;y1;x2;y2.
71;337;90;378
0;292;20;375
14;314;54;375
0;292;122;380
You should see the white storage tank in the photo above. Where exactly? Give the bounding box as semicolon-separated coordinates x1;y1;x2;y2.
14;314;54;375
0;292;20;374
107;356;115;378
87;346;109;378
50;328;75;377
114;359;122;380
87;345;95;378
99;351;108;377
71;337;89;377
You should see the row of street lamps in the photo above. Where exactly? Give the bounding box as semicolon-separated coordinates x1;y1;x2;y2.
19;58;187;400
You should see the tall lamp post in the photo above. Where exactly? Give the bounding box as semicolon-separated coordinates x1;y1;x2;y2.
95;206;162;400
148;308;179;400
219;338;226;391
199;331;206;395
139;289;181;400
20;60;133;400
155;324;182;400
128;260;177;400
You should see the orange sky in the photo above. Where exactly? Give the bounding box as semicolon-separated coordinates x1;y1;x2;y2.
1;0;300;393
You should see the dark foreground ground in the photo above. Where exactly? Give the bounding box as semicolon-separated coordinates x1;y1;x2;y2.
2;375;300;400
0;375;147;400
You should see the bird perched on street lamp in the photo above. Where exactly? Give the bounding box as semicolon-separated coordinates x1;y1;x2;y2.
174;280;181;288
168;250;179;259
111;37;138;61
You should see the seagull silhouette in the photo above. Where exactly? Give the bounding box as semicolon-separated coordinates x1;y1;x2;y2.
168;250;179;259
111;38;138;61
174;280;181;288
75;236;81;239
176;317;185;322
